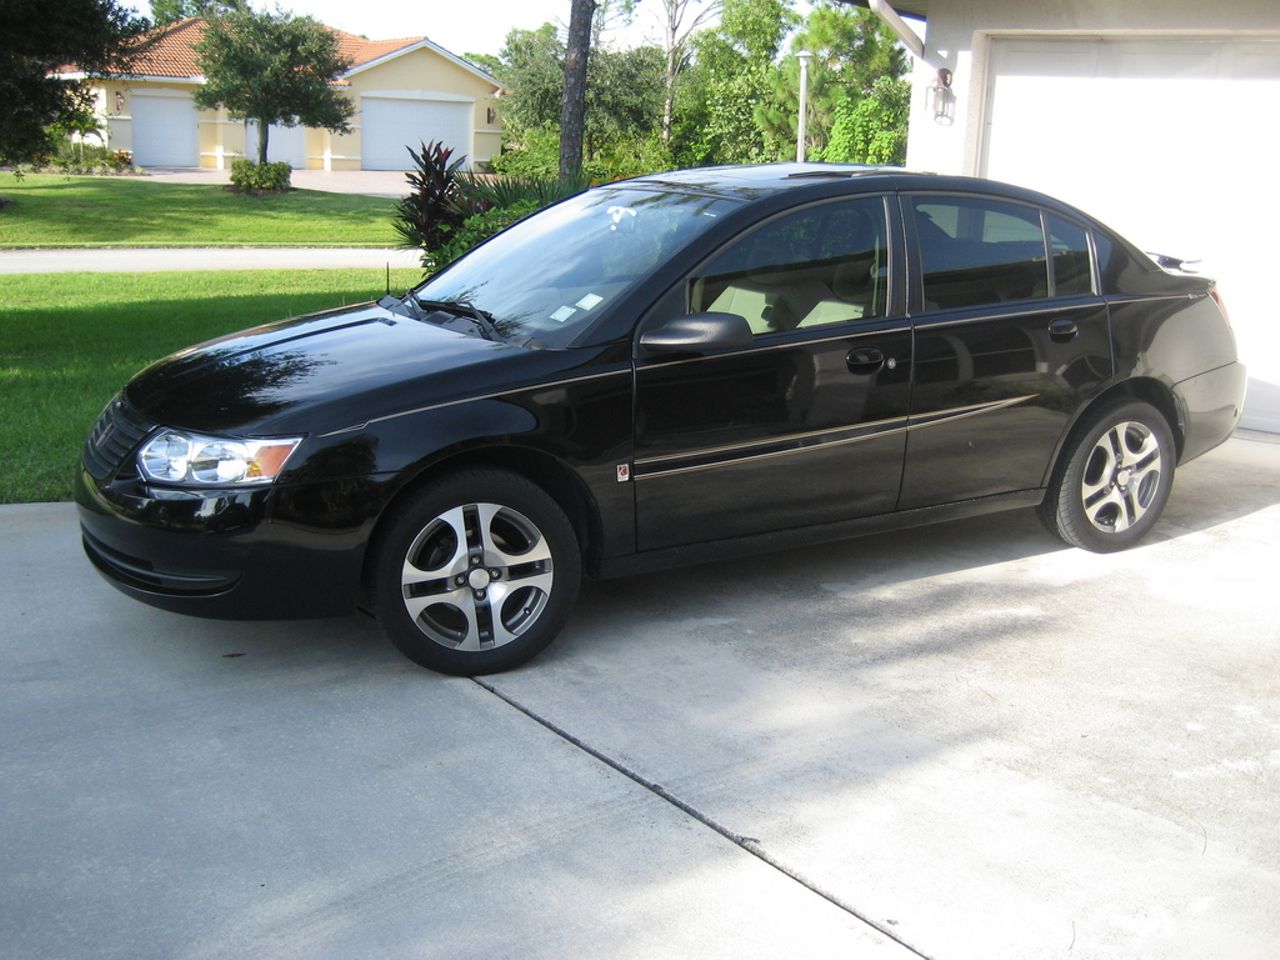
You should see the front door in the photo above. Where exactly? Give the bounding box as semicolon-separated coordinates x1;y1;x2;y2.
633;195;913;551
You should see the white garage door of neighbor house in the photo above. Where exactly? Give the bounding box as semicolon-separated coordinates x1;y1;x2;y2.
131;93;198;167
243;121;307;168
361;97;471;171
981;37;1280;432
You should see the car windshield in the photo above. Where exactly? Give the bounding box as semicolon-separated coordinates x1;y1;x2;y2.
413;187;739;346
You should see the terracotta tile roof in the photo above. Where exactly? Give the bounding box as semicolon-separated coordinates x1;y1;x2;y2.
126;16;207;77
118;16;428;80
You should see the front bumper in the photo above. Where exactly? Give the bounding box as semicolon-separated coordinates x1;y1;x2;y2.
76;467;374;620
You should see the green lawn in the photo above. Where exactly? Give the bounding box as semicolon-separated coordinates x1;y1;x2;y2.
0;268;422;503
0;173;401;248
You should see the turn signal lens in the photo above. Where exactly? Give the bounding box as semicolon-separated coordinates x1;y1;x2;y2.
138;430;301;486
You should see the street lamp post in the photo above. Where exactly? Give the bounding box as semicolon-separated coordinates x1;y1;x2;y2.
796;49;812;163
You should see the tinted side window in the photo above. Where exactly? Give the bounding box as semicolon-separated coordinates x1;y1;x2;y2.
691;197;889;335
911;196;1048;311
1047;215;1093;296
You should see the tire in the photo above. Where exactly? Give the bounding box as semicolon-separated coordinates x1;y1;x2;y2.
371;469;581;675
1039;399;1176;553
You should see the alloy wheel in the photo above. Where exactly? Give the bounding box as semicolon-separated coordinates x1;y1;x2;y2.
1079;420;1163;534
400;502;554;652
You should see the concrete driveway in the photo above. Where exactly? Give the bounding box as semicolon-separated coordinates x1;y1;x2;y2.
2;436;1277;959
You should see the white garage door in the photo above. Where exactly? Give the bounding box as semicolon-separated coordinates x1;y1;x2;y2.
361;97;471;171
244;121;307;168
981;38;1280;431
131;92;198;167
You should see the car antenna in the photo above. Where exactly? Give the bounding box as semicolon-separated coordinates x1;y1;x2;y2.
385;262;390;296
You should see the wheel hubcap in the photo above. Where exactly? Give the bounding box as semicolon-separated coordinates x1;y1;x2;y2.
400;502;553;652
1080;421;1163;534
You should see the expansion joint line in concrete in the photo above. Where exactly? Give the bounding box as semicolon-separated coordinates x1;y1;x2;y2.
471;677;934;960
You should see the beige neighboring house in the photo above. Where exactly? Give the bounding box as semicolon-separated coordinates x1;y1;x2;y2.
62;16;501;171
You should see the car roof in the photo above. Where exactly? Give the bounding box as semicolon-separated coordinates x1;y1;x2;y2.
619;163;1105;228
621;163;906;201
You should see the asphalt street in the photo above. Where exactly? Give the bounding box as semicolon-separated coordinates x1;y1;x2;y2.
2;435;1278;958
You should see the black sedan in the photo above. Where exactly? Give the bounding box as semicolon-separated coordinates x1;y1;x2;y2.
78;165;1246;674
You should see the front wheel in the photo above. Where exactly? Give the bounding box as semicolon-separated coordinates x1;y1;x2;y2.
1039;400;1176;553
372;470;581;675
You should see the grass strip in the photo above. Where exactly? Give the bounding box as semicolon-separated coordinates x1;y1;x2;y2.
0;174;400;248
0;268;422;503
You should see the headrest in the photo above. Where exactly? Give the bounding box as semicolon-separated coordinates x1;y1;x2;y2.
832;254;876;300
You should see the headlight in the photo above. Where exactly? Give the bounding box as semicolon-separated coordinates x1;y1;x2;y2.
138;430;302;486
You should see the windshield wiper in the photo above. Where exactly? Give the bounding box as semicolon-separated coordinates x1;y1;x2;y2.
409;295;501;341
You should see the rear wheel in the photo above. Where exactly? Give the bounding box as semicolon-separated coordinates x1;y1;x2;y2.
1040;400;1175;553
372;470;581;675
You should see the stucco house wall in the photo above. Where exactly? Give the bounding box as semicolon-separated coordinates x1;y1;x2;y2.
79;19;501;173
335;46;501;172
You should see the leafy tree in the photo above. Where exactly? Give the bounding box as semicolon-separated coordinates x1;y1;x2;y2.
657;0;721;143
488;18;664;179
462;51;502;77
591;0;637;47
670;0;796;166
0;0;147;166
823;76;910;165
559;0;597;182
675;64;774;166
585;45;664;150
149;0;245;27
192;8;353;165
488;25;566;137
753;1;907;160
694;0;796;75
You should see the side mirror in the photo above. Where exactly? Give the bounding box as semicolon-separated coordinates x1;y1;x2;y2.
639;312;753;357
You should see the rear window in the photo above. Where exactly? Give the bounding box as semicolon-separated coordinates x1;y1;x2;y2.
911;196;1048;311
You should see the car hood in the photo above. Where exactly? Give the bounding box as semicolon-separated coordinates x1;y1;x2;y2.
125;301;526;436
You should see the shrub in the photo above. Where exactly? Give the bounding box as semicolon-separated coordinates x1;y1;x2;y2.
823;77;911;166
490;125;560;179
229;158;292;192
393;140;467;266
492;126;674;186
109;149;133;171
437;199;541;267
585;133;674;183
452;171;589;219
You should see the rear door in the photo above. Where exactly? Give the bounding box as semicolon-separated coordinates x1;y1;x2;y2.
633;195;913;551
900;193;1112;508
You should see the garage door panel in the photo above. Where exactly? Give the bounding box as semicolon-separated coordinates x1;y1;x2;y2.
244;121;306;168
982;37;1280;430
361;97;471;171
132;94;198;167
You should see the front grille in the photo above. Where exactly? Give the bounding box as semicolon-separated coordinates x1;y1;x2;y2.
83;395;155;480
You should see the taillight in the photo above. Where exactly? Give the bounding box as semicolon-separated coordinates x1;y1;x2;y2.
1208;285;1231;327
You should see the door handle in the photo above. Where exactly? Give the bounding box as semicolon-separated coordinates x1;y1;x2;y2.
846;346;885;375
1048;317;1079;341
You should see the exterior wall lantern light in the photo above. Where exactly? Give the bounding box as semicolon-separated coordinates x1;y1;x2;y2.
926;67;955;125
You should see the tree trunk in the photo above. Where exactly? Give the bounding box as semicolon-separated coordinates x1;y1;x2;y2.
559;0;596;184
257;119;269;165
